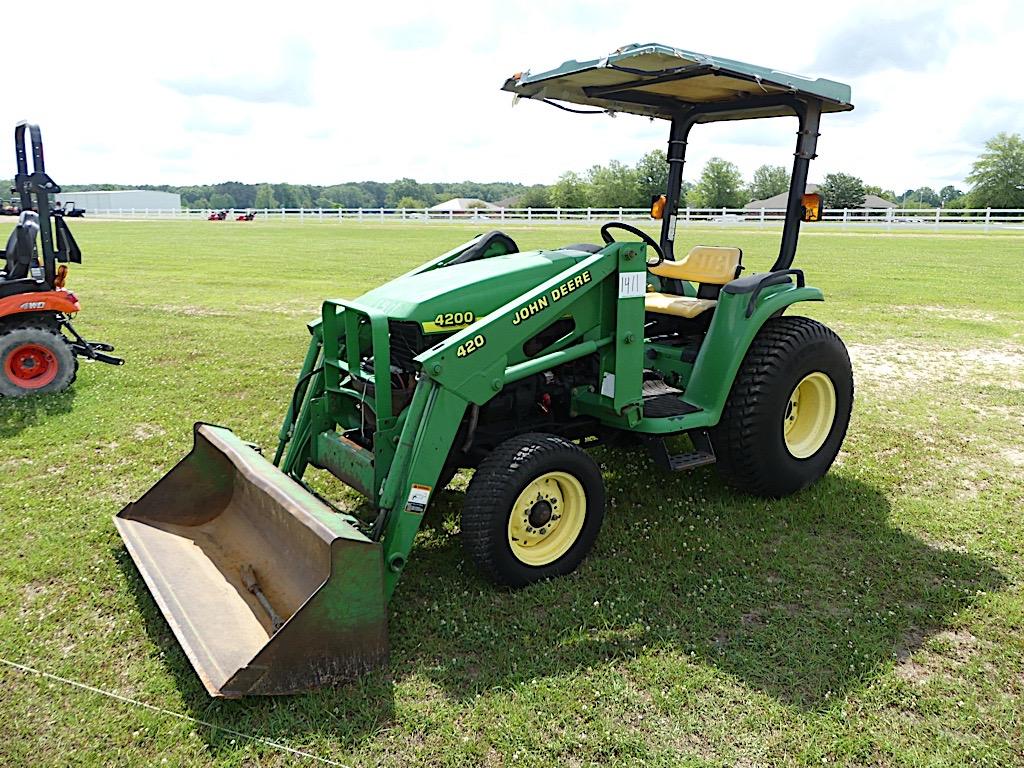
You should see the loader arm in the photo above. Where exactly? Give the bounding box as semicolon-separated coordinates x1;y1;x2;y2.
307;241;647;597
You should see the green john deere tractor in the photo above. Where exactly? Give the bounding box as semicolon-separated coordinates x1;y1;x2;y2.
116;43;854;697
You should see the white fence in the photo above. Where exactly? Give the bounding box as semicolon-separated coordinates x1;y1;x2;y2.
81;206;1024;231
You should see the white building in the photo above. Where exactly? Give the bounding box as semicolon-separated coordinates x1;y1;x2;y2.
55;190;181;212
428;197;500;212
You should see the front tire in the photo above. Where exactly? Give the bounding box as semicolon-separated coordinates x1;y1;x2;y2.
461;433;606;587
0;321;77;397
710;316;853;498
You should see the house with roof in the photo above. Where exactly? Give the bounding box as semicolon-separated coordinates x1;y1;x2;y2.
428;197;500;212
745;183;893;210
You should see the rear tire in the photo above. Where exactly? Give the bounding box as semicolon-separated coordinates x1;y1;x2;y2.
0;320;77;397
710;316;853;498
461;433;605;587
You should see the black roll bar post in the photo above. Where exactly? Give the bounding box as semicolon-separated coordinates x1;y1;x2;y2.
659;110;697;263
13;122;61;285
774;98;821;271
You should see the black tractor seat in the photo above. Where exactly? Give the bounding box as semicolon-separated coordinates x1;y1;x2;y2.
558;243;604;253
448;230;518;265
3;211;41;281
0;212;52;299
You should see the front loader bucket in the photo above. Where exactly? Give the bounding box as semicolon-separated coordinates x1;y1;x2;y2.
115;423;388;697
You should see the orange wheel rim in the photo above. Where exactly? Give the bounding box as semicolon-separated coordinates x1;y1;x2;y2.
4;343;59;389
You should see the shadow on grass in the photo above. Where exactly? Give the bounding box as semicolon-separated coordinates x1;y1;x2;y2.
398;455;1005;710
0;387;76;438
113;452;1005;757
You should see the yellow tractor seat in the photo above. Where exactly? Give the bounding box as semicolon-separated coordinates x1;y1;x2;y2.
643;293;718;318
645;245;743;318
650;245;743;284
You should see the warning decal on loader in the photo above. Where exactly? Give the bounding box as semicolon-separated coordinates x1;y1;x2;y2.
406;484;432;513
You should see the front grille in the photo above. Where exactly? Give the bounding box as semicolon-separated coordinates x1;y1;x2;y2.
388;320;428;372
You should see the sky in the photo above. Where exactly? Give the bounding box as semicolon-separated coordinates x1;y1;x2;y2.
4;1;1021;192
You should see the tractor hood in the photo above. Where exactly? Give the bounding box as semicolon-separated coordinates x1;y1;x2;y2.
356;249;591;333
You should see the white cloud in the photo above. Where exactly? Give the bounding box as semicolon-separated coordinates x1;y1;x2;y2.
167;40;315;107
811;10;955;75
3;0;1020;192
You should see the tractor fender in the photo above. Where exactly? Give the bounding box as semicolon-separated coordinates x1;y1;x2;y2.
0;289;80;321
682;279;823;421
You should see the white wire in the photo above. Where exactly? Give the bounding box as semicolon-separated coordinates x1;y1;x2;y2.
0;657;350;767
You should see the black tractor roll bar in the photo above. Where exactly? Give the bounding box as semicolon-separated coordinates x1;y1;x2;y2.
658;96;822;272
12;122;81;288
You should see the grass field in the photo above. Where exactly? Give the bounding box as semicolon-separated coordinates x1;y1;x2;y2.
1;220;1023;767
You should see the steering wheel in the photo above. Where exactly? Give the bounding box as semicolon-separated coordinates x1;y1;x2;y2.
599;222;664;268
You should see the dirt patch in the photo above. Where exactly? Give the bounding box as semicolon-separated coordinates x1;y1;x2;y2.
19;580;53;617
0;456;34;471
849;342;1024;390
890;304;999;323
482;748;504;768
773;603;802;617
895;658;934;684
132;423;166;440
894;628;925;661
894;628;934;684
910;452;996;502
740;611;764;627
893;627;985;684
22;580;48;602
149;304;233;317
931;629;983;663
239;302;318;318
961;403;1024;422
1004;449;1024;467
962;348;1024;368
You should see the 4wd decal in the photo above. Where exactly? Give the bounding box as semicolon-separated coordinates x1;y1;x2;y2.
19;301;45;310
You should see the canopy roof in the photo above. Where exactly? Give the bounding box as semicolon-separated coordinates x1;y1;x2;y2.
502;43;853;122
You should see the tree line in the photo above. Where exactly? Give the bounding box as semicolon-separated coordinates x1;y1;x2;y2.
530;132;1021;211
810;133;1021;209
5;133;1020;211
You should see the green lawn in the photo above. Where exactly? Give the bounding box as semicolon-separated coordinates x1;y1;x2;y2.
1;221;1022;767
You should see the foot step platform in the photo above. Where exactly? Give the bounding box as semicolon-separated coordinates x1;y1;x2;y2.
643;430;716;472
641;379;701;418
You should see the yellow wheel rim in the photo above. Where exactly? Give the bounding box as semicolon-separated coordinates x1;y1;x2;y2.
783;372;837;459
507;471;587;566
